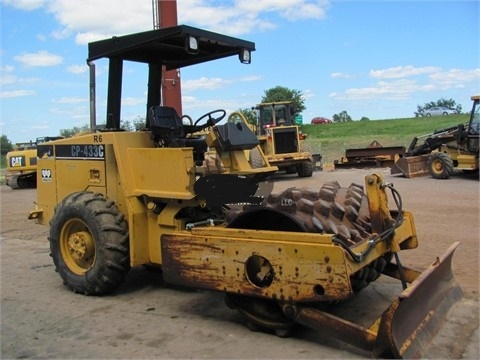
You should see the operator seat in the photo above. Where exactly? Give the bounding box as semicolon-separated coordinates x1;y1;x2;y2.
147;105;184;139
147;105;208;165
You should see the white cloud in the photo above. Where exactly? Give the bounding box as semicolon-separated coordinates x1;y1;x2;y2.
281;1;328;21
1;65;16;85
75;32;112;45
182;75;260;92
50;106;88;117
183;77;231;91
0;90;36;98
51;27;72;40
2;0;330;45
2;0;46;11
72;113;89;121
14;51;63;67
45;0;152;44
429;68;480;86
67;64;88;74
303;89;315;100
179;0;329;35
236;0;328;20
1;65;15;72
122;97;145;106
239;75;262;82
330;67;480;101
0;74;16;85
182;95;197;105
0;65;40;85
370;65;441;79
52;97;87;104
329;79;436;101
19;77;41;84
179;2;276;35
182;97;247;113
331;72;356;79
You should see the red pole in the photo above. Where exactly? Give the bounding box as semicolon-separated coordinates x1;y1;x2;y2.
158;0;183;116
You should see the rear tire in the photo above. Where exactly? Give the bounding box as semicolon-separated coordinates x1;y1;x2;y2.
49;192;130;295
297;160;313;177
428;152;454;179
249;147;263;168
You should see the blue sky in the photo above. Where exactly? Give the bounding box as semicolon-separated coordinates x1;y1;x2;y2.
1;0;479;144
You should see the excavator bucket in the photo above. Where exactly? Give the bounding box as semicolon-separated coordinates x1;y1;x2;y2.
390;154;430;178
374;241;463;358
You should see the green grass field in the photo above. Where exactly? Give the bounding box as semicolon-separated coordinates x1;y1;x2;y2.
301;114;469;163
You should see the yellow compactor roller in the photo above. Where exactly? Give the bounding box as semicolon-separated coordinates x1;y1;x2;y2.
28;25;462;358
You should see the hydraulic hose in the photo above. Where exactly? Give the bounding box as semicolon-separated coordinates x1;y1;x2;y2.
332;182;404;264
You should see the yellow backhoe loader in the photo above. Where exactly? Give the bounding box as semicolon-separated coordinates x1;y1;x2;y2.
28;25;462;358
391;95;479;178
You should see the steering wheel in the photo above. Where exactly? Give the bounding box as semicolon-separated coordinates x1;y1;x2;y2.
194;109;226;127
181;114;194;126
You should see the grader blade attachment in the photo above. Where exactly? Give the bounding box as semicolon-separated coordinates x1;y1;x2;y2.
285;242;462;359
390;154;430;178
374;241;463;358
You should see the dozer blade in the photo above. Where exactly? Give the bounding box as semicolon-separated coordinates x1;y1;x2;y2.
374;241;463;358
390;154;430;178
287;242;462;359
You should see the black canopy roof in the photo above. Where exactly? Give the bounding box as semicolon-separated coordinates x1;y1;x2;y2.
87;25;255;70
88;25;255;129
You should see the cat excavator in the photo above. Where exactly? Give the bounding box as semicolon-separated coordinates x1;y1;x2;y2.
28;24;462;358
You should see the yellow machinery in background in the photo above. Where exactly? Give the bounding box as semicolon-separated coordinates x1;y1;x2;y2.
28;25;462;358
5;136;63;189
247;101;314;177
392;95;479;179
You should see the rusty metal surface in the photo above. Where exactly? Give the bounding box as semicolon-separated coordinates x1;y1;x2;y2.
334;145;406;169
160;230;354;303
390;154;430;178
365;174;394;237
291;306;378;353
335;158;396;168
374;242;463;358
345;146;406;159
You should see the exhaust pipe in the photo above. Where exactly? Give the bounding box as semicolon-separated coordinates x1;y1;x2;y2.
88;61;96;132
